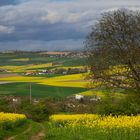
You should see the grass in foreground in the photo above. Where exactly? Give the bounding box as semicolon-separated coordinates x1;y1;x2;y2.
0;112;27;140
44;114;140;140
1;114;140;140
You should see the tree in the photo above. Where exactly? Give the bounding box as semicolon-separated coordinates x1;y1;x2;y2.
85;9;140;89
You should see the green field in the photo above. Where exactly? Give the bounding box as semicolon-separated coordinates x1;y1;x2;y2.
1;115;140;140
0;52;128;98
0;52;140;140
0;52;89;98
0;82;88;98
0;52;86;66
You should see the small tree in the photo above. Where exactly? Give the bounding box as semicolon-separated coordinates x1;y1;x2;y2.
85;9;140;89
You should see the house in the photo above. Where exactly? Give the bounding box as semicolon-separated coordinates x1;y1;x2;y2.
25;71;35;75
62;71;67;75
75;95;84;100
0;69;8;72
12;98;18;102
41;51;71;58
90;96;101;102
33;99;40;104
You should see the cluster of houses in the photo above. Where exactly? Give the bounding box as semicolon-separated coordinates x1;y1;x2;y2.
72;94;101;102
7;97;39;105
24;67;88;76
25;69;53;76
40;51;85;58
10;94;101;105
0;69;10;73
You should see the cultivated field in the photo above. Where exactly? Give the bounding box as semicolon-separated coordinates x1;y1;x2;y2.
0;52;90;97
46;114;140;140
1;113;140;140
0;52;139;140
0;52;127;98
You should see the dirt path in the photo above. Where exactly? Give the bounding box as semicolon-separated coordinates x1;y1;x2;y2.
31;123;45;140
0;74;18;78
0;82;14;85
5;123;45;140
5;124;31;140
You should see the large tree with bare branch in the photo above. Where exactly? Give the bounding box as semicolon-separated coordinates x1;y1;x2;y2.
85;9;140;89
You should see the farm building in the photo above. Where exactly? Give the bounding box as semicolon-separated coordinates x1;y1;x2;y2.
40;51;71;57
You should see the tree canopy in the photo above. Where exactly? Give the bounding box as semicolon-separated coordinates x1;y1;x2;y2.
85;9;140;89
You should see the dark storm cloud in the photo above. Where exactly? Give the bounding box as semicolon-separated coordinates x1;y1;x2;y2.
0;23;85;42
0;0;17;6
0;0;140;51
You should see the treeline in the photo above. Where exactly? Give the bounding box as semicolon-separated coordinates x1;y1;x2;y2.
0;94;140;122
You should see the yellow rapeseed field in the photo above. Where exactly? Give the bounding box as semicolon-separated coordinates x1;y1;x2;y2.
80;89;126;98
0;73;90;88
0;76;42;82
40;73;90;88
50;114;140;129
11;58;30;62
0;112;26;122
51;66;84;70
0;63;52;72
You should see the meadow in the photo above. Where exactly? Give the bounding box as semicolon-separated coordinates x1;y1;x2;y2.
1;113;139;140
0;52;140;140
45;114;140;140
0;52;89;98
0;52;130;98
0;112;27;139
0;82;88;97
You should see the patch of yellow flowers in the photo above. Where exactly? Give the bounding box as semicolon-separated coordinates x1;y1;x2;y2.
0;63;52;72
40;73;89;88
50;114;140;129
0;112;26;123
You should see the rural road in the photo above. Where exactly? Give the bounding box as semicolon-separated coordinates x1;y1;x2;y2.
0;82;13;84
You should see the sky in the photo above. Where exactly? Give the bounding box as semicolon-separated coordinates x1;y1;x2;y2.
0;0;140;51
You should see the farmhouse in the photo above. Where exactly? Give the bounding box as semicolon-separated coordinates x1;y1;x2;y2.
75;95;84;100
41;51;71;57
0;69;9;72
25;71;36;75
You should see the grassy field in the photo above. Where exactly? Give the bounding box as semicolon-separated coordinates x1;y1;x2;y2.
40;73;90;88
0;73;90;97
0;52;90;98
2;114;140;140
0;52;85;66
0;50;139;140
0;74;126;98
0;82;88;98
0;52;128;98
45;114;140;140
0;112;27;139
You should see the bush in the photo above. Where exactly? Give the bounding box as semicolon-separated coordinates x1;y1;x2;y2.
96;94;140;116
54;68;66;74
20;100;52;122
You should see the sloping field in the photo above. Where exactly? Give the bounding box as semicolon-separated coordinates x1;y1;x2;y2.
0;82;88;97
40;73;90;88
0;73;90;88
0;63;52;72
0;74;18;78
11;58;30;62
79;89;126;98
0;74;90;97
0;75;42;82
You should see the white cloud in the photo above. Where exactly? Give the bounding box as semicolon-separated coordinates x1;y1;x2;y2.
0;25;15;34
0;0;140;50
1;0;139;26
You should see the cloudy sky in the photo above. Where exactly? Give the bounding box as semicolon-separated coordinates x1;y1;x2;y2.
0;0;140;51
